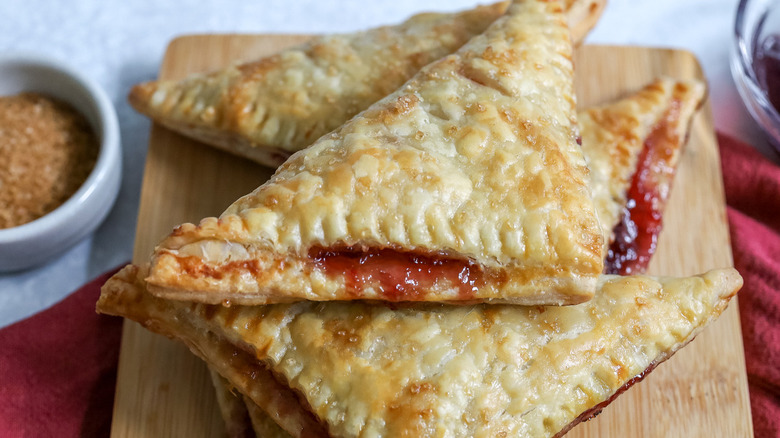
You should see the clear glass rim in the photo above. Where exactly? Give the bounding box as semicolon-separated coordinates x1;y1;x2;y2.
733;0;780;133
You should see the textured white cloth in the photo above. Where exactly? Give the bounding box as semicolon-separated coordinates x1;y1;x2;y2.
0;0;758;327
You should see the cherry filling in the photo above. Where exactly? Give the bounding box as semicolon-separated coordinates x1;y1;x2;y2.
311;104;682;285
309;247;481;301
605;101;680;275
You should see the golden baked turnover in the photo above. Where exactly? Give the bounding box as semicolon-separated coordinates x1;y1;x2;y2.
98;264;742;438
129;0;606;167
145;0;605;306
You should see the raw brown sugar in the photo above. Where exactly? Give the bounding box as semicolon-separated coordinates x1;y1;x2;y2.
0;92;99;229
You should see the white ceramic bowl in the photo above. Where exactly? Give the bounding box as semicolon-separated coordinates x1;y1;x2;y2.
0;54;121;272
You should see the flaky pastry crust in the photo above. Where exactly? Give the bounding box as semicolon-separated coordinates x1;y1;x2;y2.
582;77;706;256
197;77;704;437
99;265;327;437
244;395;293;438
145;75;708;305
208;368;256;438
144;77;707;309
209;368;293;437
128;1;606;167
146;0;604;306
99;265;741;438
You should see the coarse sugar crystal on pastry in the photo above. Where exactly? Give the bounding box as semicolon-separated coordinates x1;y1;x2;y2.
128;0;606;167
98;264;743;438
145;0;605;306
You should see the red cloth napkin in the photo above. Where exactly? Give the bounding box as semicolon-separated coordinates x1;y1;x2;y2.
0;135;778;437
719;133;780;438
0;266;123;437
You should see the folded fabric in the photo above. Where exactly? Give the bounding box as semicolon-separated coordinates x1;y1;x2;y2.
0;266;123;437
718;132;780;438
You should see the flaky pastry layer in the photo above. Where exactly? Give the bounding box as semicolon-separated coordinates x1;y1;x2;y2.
582;77;706;256
99;265;741;438
208;368;256;438
146;0;604;306
145;77;706;307
129;0;605;166
199;76;705;436
100;265;327;437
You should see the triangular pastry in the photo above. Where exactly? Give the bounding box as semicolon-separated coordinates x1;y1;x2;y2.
102;266;327;437
144;70;707;307
107;78;705;435
98;265;742;438
129;0;606;167
203;77;706;437
145;0;605;306
197;77;703;436
105;269;328;436
597;79;706;274
582;77;705;264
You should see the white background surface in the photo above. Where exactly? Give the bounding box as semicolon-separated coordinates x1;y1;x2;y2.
0;0;773;328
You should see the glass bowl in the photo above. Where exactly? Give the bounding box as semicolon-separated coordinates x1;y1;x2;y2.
732;0;780;150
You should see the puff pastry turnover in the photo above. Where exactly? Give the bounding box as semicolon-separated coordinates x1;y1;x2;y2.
145;0;605;306
98;265;742;438
200;77;705;437
128;0;606;167
582;77;706;262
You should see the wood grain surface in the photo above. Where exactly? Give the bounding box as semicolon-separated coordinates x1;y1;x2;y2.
110;35;754;437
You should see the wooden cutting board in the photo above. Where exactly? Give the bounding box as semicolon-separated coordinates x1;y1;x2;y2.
110;35;754;437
